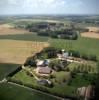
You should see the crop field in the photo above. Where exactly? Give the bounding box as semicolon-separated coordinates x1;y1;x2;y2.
0;63;19;80
0;24;30;35
0;39;49;64
0;83;57;100
81;32;99;39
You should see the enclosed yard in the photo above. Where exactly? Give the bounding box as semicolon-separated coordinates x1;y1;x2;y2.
11;69;77;98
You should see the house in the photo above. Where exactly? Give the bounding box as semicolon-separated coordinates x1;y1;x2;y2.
63;52;69;58
36;66;52;75
43;59;50;66
36;60;44;67
57;52;69;60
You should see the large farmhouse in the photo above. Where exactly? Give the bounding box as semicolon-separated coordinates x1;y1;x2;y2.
36;67;52;75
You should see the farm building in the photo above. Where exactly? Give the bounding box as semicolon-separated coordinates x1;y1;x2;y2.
77;85;94;100
36;67;52;75
36;60;50;67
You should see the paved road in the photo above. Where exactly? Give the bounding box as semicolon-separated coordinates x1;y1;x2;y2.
8;82;70;100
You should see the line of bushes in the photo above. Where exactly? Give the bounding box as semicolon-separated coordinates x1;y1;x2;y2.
7;66;22;77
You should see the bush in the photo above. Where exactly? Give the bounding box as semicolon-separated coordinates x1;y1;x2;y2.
24;57;36;67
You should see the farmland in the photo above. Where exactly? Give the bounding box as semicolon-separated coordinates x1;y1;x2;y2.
0;83;57;100
81;27;99;39
0;39;49;64
0;24;31;35
0;63;19;80
0;33;99;59
0;15;99;100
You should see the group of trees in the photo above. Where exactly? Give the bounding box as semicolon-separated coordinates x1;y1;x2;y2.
49;60;68;72
38;29;78;40
69;64;96;73
24;56;36;67
26;22;78;40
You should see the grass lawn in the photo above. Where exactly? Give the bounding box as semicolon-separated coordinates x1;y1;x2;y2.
0;63;19;80
0;83;57;100
12;70;37;85
52;71;71;84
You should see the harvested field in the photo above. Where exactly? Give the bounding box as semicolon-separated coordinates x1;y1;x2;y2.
0;24;30;35
81;27;99;39
0;40;49;64
81;32;99;39
87;27;99;32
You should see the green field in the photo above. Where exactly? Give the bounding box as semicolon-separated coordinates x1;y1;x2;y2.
0;83;57;100
0;63;19;80
49;37;99;59
0;34;48;42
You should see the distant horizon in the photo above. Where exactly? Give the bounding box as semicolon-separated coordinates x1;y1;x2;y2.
0;0;98;15
0;13;99;16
